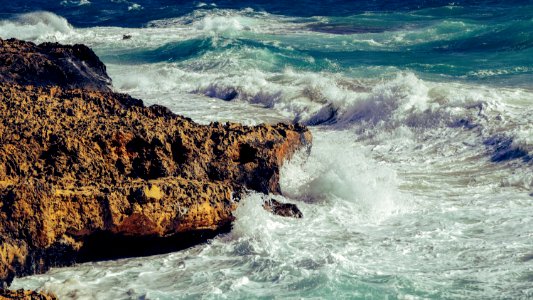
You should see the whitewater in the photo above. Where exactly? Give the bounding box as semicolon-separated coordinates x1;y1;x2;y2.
1;2;532;299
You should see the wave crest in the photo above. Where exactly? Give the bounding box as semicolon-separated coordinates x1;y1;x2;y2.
0;11;73;41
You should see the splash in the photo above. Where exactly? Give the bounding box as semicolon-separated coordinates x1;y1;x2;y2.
0;12;73;41
5;5;533;298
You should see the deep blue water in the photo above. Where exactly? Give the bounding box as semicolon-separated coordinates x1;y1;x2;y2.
2;0;533;87
4;1;532;27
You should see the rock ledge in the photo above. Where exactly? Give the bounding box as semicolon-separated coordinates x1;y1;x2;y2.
0;38;311;289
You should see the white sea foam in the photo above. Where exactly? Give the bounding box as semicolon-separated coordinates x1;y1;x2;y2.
0;12;73;41
280;129;407;222
10;75;533;300
5;8;533;299
2;9;529;179
128;3;143;11
193;15;246;32
11;133;532;298
106;59;533;140
60;0;91;6
104;56;533;180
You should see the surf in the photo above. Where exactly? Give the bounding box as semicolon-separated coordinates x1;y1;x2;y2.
3;3;533;299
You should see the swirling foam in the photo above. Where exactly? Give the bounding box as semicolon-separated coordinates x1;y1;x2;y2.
5;7;533;298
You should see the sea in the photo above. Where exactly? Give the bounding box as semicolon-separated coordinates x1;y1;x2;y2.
1;1;532;299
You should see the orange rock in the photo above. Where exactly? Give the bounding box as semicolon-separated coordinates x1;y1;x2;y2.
0;38;312;286
0;289;57;300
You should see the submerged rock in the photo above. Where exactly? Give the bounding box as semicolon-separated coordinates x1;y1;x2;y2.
0;38;311;286
263;198;303;218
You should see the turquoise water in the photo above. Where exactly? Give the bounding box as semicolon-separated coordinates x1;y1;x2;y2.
1;1;533;299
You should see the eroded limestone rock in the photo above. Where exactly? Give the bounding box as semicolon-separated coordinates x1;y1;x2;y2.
0;38;311;286
0;289;57;300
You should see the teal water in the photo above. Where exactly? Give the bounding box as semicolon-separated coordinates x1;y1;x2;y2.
1;2;533;299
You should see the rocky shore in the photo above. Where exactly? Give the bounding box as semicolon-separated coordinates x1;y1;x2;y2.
0;38;311;296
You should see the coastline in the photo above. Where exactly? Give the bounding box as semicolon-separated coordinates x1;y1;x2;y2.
1;3;532;298
0;38;311;296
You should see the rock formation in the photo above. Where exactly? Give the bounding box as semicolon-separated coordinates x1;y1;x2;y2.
0;38;311;290
263;198;303;218
0;39;111;92
0;289;57;300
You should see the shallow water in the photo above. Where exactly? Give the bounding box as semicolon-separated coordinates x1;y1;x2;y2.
2;1;533;299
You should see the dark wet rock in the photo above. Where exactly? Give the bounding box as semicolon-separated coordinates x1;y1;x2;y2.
263;198;303;218
0;38;111;92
